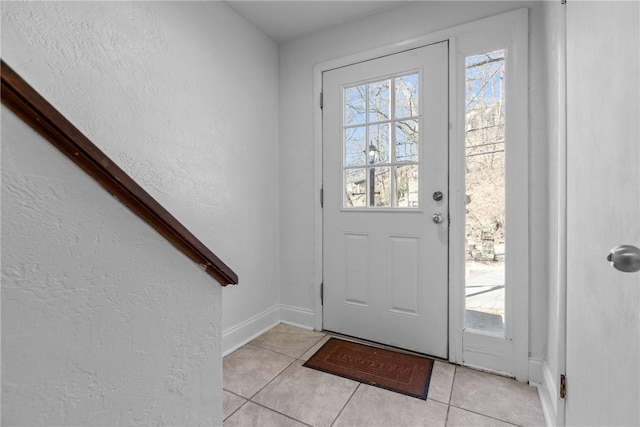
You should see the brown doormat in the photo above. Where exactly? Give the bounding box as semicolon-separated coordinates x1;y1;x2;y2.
303;337;434;400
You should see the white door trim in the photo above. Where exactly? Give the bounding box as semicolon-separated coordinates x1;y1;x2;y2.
312;8;529;380
541;3;568;424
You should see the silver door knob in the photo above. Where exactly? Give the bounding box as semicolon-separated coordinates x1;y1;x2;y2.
607;245;640;273
432;213;443;224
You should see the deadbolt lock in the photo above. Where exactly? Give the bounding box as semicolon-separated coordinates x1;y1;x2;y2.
433;191;443;202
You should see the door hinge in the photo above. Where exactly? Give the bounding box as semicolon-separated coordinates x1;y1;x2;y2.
320;282;324;305
560;374;567;399
320;187;324;208
320;92;323;110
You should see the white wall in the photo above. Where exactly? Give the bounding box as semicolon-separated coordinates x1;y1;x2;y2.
278;1;549;363
1;1;279;424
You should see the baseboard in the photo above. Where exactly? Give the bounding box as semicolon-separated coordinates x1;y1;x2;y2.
538;361;560;426
529;357;543;385
222;305;280;356
280;304;315;330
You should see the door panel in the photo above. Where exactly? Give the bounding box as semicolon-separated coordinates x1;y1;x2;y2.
566;2;639;425
389;235;420;315
322;42;449;357
343;233;370;306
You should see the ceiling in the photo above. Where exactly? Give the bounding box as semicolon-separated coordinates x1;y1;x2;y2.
224;1;407;45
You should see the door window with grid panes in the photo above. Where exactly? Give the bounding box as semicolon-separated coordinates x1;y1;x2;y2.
343;73;420;208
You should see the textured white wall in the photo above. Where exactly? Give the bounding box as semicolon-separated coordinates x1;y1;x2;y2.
2;109;224;425
1;1;279;424
278;1;549;361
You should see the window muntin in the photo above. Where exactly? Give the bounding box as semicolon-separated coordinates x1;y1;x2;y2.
343;72;420;208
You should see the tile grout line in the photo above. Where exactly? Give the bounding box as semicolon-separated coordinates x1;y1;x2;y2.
240;333;329;424
244;342;304;360
447;404;524;427
449;365;527;427
249;401;314;427
223;397;249;423
297;333;330;360
444;403;452;427
296;342;327;362
223;344;297;403
249;333;328;360
442;364;456;427
226;359;310;425
330;383;361;427
447;365;456;404
223;388;245;399
240;335;327;426
246;357;299;401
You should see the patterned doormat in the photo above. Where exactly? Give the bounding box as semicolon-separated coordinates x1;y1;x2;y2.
303;337;434;400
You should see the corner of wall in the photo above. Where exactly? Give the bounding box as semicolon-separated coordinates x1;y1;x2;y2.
280;304;315;330
222;305;281;356
528;357;543;385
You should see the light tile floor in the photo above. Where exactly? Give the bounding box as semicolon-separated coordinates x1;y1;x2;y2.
223;324;546;427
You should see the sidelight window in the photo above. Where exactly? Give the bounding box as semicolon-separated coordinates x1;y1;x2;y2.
463;49;506;336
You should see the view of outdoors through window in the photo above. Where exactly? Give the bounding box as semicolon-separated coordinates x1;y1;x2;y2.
343;73;420;208
464;50;506;335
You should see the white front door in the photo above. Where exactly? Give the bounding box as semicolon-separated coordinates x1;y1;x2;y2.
322;42;449;357
566;1;639;425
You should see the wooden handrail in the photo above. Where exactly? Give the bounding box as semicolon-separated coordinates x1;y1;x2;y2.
1;61;238;286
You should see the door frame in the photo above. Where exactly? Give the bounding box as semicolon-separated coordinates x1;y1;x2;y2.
312;8;529;380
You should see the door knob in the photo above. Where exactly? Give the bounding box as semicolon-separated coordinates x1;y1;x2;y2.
432;212;443;224
607;245;640;273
